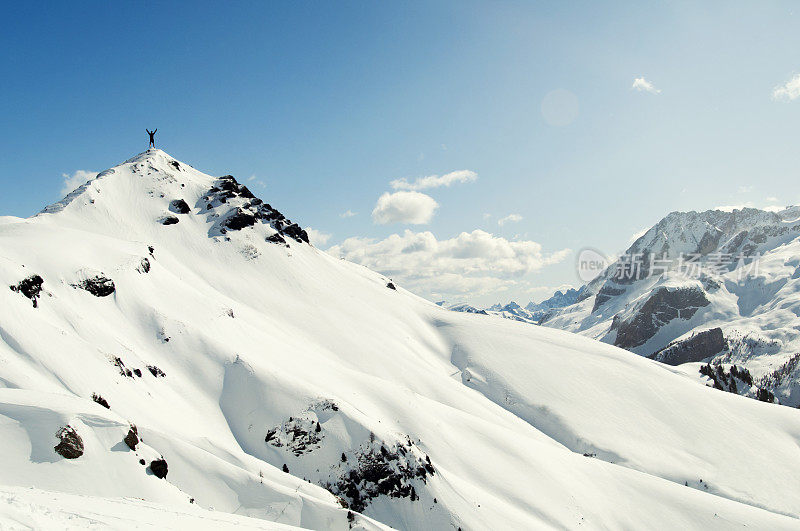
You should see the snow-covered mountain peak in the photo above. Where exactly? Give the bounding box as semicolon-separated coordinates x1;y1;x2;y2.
37;149;309;246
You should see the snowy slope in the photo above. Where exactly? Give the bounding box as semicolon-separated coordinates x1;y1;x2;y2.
0;485;299;530
542;207;800;406
1;150;799;529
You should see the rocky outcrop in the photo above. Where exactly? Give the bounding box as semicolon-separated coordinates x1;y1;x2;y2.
54;426;84;459
202;175;309;243
91;393;110;409
169;199;191;214
124;426;139;450
10;275;44;308
147;365;166;378
592;284;626;313
72;276;115;297
613;287;710;349
650;328;725;365
149;458;168;479
328;437;434;513
265;416;324;457
137;258;151;274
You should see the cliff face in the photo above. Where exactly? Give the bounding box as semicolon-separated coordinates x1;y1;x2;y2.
542;207;800;407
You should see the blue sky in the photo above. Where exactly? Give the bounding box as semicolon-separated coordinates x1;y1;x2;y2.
2;1;800;305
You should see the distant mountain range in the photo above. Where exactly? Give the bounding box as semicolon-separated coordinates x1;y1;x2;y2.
442;287;583;324
446;207;800;408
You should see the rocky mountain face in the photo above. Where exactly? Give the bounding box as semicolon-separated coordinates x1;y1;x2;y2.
542;207;800;407
2;151;800;529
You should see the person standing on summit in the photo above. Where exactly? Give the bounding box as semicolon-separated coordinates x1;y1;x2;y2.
146;128;157;148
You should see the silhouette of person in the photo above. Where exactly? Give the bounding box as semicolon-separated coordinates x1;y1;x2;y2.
146;129;157;148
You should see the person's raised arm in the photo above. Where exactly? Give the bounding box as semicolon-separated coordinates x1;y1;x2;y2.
153;129;157;133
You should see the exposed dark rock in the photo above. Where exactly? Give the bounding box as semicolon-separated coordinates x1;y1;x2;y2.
124;426;139;450
133;368;142;377
169;160;181;171
592;284;626;313
148;246;155;256
91;393;110;409
54;426;84;459
112;357;134;378
282;463;290;473
137;258;151;274
160;216;180;225
222;209;257;231
149;458;168;479
200;177;310;243
386;282;397;291
265;416;323;456
266;233;287;245
147;365;166;378
169;199;191;214
327;438;434;513
614;287;710;349
139;459;146;465
73;276;115;297
696;230;723;255
10;275;44;308
282;223;309;244
650;328;725;365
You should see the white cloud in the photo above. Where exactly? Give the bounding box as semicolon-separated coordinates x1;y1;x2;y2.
390;170;477;191
737;185;754;193
766;196;779;203
773;73;800;101
327;229;570;299
372;191;439;225
498;214;523;226
632;77;661;94
305;227;332;246
340;210;357;218
482;213;492;220
60;170;97;196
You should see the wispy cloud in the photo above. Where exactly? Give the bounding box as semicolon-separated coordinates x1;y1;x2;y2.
773;73;800;101
498;214;523;226
632;77;661;94
390;170;477;191
340;210;357;218
61;170;97;196
247;174;267;189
